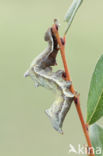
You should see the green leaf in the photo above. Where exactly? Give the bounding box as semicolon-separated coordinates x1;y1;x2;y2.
64;0;83;35
87;55;103;125
89;123;103;156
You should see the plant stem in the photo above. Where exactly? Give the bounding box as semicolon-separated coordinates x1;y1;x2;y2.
52;24;95;156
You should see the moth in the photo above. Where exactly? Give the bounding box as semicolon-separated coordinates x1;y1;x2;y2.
24;25;74;134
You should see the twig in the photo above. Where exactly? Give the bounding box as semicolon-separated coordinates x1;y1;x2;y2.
52;24;95;156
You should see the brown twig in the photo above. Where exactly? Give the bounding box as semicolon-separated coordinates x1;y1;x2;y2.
52;24;95;156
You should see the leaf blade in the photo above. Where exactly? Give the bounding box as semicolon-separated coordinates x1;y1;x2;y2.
89;123;103;156
87;55;103;125
64;0;83;34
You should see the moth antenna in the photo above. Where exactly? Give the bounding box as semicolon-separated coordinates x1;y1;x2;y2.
34;82;39;88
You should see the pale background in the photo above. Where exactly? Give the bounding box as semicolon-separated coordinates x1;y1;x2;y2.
0;0;103;156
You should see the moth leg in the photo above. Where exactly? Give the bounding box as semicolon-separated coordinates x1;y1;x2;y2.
34;81;39;88
73;90;80;97
55;70;64;77
52;70;64;79
62;81;72;89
